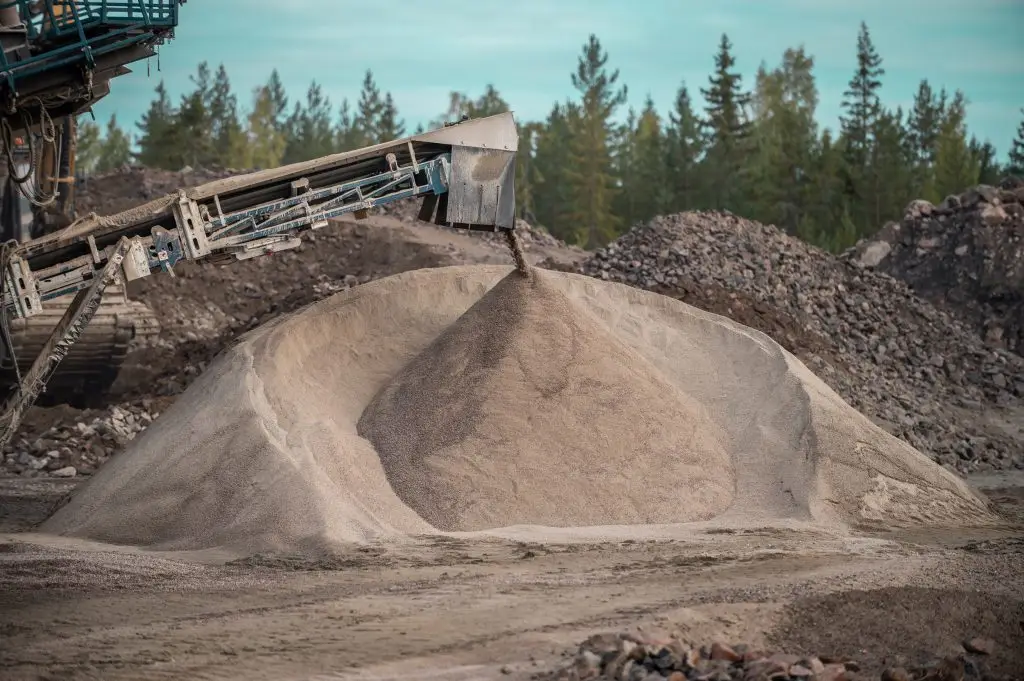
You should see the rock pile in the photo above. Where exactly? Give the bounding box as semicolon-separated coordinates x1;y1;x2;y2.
540;630;1010;681
74;165;242;217
2;401;162;477
846;177;1024;354
579;211;1023;472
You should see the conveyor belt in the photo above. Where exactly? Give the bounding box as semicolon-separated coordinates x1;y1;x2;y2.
0;113;519;448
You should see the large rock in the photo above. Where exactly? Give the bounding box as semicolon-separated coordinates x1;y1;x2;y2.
848;176;1024;354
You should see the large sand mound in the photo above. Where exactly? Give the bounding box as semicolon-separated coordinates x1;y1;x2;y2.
42;266;991;552
357;272;734;531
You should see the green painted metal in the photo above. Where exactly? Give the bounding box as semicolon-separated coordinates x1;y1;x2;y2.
0;1;181;97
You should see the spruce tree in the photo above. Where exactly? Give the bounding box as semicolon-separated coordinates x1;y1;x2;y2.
564;34;627;248
840;22;884;168
377;93;405;142
664;82;703;212
799;129;848;248
623;96;667;223
176;62;215;167
466;85;508;118
514;120;543;223
932;91;979;198
839;21;885;232
700;33;752;211
430;86;509;128
96;115;132;172
870;107;913;224
246;85;286;169
906;82;943;167
354;70;384;146
532;103;580;242
334;98;358;151
612;107;638;224
265;69;289;129
74;118;102;174
970;137;1001;185
135;80;178;169
208;64;246;167
747;47;818;233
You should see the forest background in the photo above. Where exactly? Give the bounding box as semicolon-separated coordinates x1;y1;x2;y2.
77;24;1024;252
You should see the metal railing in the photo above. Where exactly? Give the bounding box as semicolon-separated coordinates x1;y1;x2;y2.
0;1;178;38
0;0;181;92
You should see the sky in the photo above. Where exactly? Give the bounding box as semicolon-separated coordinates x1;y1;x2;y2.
92;0;1024;158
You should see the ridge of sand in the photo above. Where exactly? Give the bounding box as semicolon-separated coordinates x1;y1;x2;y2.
41;265;993;553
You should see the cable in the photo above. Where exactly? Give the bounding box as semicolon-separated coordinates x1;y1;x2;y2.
0;99;59;208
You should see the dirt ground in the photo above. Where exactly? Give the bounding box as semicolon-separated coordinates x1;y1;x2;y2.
1;474;1022;681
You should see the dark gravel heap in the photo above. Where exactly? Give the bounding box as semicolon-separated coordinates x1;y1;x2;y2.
540;630;1012;681
73;164;242;216
846;177;1024;354
579;210;1023;472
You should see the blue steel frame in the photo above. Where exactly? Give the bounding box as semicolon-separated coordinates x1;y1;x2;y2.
0;1;180;96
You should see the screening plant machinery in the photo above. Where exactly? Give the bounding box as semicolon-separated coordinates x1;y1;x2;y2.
0;112;526;449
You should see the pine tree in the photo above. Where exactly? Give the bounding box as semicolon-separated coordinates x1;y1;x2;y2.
431;92;470;128
245;85;286;169
1008;109;1024;176
334;98;359;151
532;103;579;242
840;23;884;168
564;34;627;248
700;33;752;211
377;93;405;142
280;81;334;163
616;96;666;225
135;80;178;169
514;120;543;223
74;118;102;174
970;137;1001;186
799;129;850;249
870;107;913;224
265;69;289;129
208;64;246;168
466;85;509;118
354;70;384;147
302;81;335;159
430;85;510;128
663;82;703;212
96;115;132;172
839;22;885;233
747;47;818;233
905;80;942;175
612;107;639;224
932;91;979;198
176;62;215;167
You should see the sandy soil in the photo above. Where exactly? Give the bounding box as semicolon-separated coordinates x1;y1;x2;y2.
1;474;1022;681
2;264;1022;681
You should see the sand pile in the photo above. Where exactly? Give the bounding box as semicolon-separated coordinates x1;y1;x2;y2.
357;271;734;531
42;266;991;552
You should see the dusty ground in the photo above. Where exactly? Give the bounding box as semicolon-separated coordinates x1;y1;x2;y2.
1;474;1022;681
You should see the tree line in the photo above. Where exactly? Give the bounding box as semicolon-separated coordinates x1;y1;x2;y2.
78;23;1024;253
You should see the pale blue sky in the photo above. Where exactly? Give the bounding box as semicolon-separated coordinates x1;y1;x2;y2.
93;0;1023;158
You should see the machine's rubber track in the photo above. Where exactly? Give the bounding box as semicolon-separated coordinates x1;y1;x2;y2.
0;286;160;408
